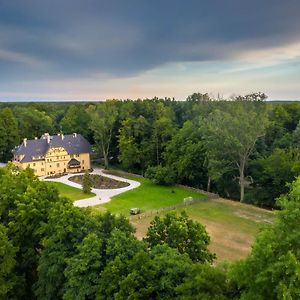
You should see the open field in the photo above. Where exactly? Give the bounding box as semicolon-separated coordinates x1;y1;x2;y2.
91;171;275;262
91;176;206;215
47;181;96;201
131;198;274;262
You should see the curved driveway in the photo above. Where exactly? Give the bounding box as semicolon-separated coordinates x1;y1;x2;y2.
41;168;140;207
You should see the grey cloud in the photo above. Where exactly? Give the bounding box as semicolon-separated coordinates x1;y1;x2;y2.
0;0;300;81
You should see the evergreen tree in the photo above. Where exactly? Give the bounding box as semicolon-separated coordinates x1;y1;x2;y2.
82;171;92;194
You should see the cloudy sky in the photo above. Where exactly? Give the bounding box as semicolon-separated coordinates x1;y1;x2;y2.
1;0;300;101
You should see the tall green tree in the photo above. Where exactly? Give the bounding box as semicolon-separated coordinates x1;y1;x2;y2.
82;171;92;194
230;176;300;299
164;120;208;190
98;245;193;300
88;101;118;168
118;116;152;173
63;233;103;300
203;101;268;201
35;201;93;299
13;107;53;139
249;147;300;207
0;108;19;162
144;211;215;263
60;105;91;139
0;224;17;299
8;182;61;297
176;264;231;300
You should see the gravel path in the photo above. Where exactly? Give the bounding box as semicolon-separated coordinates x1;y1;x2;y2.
41;168;140;207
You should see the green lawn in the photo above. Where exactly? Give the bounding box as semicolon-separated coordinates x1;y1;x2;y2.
132;198;274;262
93;176;206;216
47;182;95;201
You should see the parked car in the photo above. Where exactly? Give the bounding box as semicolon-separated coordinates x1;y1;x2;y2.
130;208;141;215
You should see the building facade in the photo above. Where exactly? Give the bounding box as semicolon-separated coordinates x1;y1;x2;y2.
12;133;91;176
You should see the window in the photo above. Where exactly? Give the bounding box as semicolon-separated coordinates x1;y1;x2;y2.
50;165;52;168
82;160;84;164
57;163;60;167
41;168;44;172
33;163;36;166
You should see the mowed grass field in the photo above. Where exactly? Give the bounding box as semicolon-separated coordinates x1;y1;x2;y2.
131;198;274;262
47;182;95;201
91;172;274;262
92;176;206;215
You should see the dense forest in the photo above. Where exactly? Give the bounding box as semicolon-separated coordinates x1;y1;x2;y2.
1;162;300;299
1;94;300;299
1;93;300;208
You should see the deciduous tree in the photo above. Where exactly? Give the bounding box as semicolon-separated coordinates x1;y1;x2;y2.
0;224;17;299
229;176;300;299
88;101;118;168
145;211;215;263
203;101;268;201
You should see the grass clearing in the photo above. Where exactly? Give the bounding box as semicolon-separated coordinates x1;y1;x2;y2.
131;198;274;262
47;181;95;201
92;176;206;216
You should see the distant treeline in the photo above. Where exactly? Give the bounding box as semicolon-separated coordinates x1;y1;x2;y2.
1;92;300;207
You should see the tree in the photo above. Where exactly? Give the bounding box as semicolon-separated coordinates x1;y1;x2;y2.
0;224;17;299
249;147;300;207
8;181;61;298
144;211;215;263
0;163;36;225
176;264;230;300
88;101;118;168
203;101;268;201
0;108;19;162
63;233;103;300
60;105;91;139
82;171;92;194
118;116;153;173
98;245;193;300
164;120;209;190
105;228;145;262
145;165;176;186
152;103;176;165
229;176;300;299
13;107;53;140
35;201;93;299
97;257;128;300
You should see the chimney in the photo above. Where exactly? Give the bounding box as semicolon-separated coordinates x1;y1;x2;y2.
23;138;27;147
34;137;38;140
61;133;64;140
57;133;60;137
73;133;77;138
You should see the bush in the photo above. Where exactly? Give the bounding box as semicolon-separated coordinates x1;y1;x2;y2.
145;165;176;186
